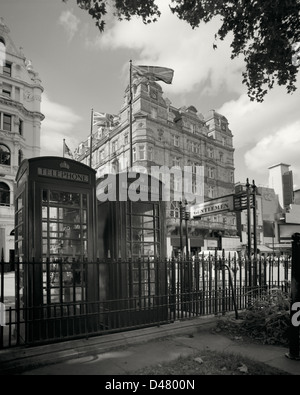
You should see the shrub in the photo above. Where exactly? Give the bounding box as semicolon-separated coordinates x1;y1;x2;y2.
218;288;291;346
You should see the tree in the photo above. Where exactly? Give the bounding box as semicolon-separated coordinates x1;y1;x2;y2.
67;0;300;102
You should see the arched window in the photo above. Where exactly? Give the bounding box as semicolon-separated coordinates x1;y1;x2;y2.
0;182;10;206
0;144;10;165
18;149;23;166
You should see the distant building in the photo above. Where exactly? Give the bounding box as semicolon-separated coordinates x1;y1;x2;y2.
75;75;237;257
235;175;300;256
268;163;294;209
0;18;44;262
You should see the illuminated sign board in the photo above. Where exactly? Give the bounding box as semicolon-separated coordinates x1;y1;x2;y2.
191;195;234;218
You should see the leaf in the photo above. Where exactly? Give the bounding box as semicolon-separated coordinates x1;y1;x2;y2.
237;363;248;373
194;357;204;365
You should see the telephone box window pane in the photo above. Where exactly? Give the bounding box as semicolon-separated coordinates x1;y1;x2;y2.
17;210;23;224
49;207;58;220
82;194;87;208
17;196;23;210
83;240;88;256
42;207;47;219
42;222;48;237
42;190;48;203
49;191;81;206
50;288;60;304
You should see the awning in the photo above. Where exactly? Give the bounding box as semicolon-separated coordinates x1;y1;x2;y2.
257;245;277;253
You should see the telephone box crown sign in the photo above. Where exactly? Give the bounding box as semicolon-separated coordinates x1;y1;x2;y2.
60;161;70;170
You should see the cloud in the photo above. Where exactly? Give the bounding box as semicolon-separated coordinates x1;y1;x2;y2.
58;10;80;41
218;85;300;150
217;83;300;187
244;121;300;184
85;0;244;97
40;94;83;156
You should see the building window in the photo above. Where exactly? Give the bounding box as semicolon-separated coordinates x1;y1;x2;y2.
151;107;157;119
3;113;12;131
192;181;197;194
19;119;23;135
208;167;215;179
191;162;198;174
208;186;214;198
172;157;181;168
0;144;10;165
174;177;181;192
222;137;226;146
3;62;12;77
124;134;129;145
18;149;23;166
99;149;104;161
170;201;180;218
207;147;214;158
219;152;224;163
191;142;197;153
133;146;137;162
0;182;10;206
190;124;197;134
148;146;153;161
139;145;145;160
173;135;179;147
112;140;117;152
2;83;11;98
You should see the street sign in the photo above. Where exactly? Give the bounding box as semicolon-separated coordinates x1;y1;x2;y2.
190;195;234;218
234;193;254;211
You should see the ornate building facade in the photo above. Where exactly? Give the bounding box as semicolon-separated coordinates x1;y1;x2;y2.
0;18;44;261
75;74;237;257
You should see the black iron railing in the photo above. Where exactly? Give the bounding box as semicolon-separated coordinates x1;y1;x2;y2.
0;255;292;349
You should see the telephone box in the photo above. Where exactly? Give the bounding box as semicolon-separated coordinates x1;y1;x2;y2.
14;157;98;343
96;172;168;326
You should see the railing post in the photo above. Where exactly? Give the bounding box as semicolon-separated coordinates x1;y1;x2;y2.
286;233;300;360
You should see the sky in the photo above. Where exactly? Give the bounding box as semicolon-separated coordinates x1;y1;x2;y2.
1;0;300;189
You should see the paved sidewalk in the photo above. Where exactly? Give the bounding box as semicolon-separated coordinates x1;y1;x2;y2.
0;316;299;375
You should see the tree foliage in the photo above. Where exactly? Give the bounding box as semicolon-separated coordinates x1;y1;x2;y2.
67;0;300;102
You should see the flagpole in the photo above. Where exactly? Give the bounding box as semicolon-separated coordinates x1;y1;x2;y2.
129;60;133;169
90;108;93;168
63;138;65;158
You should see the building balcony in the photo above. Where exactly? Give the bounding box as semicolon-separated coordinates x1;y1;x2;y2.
0;164;12;177
0;204;15;219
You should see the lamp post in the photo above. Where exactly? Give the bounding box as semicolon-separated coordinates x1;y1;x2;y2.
184;199;190;259
179;201;184;257
246;178;252;287
252;180;257;285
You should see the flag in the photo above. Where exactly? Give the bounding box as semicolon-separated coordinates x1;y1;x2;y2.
93;112;112;127
63;140;73;158
132;65;174;84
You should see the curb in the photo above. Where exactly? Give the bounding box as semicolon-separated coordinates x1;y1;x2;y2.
0;315;217;375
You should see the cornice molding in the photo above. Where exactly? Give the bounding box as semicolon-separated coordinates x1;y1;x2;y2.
0;96;45;121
